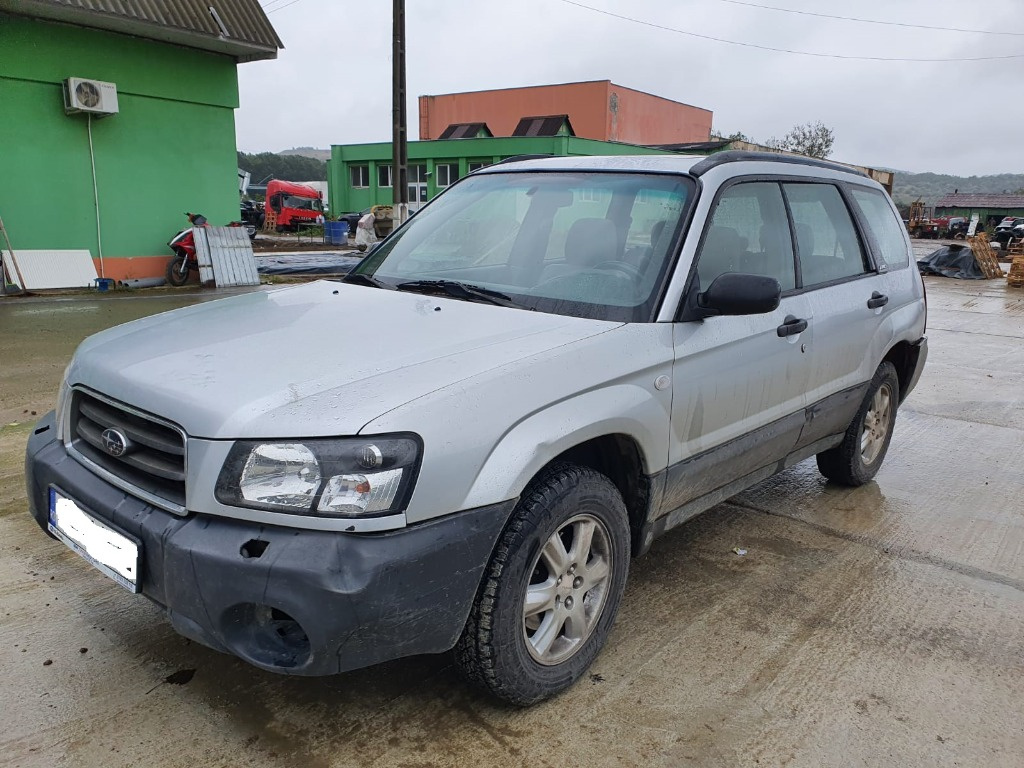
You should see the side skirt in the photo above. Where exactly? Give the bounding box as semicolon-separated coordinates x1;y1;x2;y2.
637;433;842;555
634;381;873;556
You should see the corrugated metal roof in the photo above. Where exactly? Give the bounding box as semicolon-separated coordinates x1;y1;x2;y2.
194;227;259;287
438;123;493;140
512;115;575;137
935;193;1024;209
2;249;98;289
1;0;282;61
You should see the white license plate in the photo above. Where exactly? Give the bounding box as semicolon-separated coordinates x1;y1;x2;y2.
48;488;141;593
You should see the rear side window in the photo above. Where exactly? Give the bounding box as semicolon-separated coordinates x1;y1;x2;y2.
849;187;910;269
784;183;868;287
697;182;796;291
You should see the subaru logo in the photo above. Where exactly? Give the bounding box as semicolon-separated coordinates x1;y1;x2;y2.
101;428;130;457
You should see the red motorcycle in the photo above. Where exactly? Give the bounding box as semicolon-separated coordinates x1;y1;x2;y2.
166;212;208;287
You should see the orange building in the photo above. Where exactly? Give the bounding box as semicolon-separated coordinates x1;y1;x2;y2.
419;80;712;145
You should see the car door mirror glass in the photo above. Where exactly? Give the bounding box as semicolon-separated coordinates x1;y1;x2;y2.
698;273;781;316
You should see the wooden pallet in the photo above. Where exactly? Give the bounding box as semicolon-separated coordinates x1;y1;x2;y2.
969;235;1005;279
1008;255;1024;288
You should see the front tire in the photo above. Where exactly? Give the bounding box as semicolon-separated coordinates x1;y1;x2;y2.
165;254;189;287
817;361;899;486
455;464;630;706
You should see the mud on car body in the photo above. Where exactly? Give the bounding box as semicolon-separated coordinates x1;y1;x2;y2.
26;151;927;705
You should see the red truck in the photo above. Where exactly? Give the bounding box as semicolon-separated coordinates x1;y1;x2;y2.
265;180;324;231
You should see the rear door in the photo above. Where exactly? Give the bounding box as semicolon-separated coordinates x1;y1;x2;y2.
668;181;812;506
782;181;893;448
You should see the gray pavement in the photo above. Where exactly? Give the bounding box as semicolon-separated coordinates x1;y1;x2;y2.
0;272;1022;767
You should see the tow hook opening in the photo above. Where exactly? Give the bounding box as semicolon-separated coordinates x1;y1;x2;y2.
240;539;269;559
222;603;311;669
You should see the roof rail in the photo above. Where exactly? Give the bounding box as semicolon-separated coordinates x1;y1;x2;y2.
492;154;555;166
689;151;868;179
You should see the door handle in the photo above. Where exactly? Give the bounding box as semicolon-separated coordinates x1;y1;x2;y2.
867;291;889;309
777;315;808;337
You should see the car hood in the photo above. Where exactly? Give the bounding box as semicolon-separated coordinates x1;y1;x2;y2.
69;282;618;439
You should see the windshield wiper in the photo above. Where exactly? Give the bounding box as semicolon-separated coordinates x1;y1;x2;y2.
341;272;394;289
396;279;529;309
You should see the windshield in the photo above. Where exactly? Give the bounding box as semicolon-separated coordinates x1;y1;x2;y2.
283;194;322;212
352;171;694;321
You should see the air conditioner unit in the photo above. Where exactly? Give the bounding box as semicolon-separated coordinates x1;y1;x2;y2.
63;78;119;116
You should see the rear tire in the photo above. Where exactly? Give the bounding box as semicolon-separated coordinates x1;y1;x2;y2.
816;362;899;486
165;254;189;287
455;463;630;706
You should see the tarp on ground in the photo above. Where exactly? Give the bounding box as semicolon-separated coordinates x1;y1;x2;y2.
917;244;987;279
255;253;362;276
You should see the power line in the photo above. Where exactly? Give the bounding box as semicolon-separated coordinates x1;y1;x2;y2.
556;0;1024;62
261;0;298;12
713;0;1024;38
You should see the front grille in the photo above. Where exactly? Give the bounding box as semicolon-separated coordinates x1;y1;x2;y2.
67;389;187;512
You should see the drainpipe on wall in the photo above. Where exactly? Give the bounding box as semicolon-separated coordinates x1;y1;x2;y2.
87;114;105;278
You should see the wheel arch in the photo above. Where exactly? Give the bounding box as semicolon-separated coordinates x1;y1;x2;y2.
539;434;652;558
882;340;917;404
458;383;669;528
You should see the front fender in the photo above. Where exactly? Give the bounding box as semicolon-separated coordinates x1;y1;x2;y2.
461;383;671;511
360;323;675;525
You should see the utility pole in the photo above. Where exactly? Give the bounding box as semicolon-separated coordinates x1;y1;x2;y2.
392;0;408;227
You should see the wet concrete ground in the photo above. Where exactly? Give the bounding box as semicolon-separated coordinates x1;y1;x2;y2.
1;273;1022;767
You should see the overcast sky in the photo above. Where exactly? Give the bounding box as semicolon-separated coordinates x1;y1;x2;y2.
236;0;1024;176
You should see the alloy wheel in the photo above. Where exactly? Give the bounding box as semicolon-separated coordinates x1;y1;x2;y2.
522;514;612;666
861;382;893;465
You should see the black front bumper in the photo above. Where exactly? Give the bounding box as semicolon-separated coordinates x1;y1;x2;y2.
26;413;514;676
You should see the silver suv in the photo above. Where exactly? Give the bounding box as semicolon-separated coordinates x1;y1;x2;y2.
26;152;927;705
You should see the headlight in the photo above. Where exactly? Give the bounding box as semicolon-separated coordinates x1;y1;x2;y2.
215;435;421;518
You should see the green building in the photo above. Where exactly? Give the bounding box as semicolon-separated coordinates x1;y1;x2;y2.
934;193;1024;227
0;1;280;283
328;133;895;218
328;134;674;217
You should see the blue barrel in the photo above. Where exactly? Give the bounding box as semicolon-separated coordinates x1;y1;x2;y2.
324;220;349;245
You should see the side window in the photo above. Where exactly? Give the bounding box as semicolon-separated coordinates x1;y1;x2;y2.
848;187;910;269
784;183;868;286
697;182;796;291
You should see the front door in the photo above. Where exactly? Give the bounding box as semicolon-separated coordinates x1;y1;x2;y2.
667;181;812;510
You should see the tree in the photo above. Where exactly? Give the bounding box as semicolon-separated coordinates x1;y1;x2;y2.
710;129;750;143
237;151;328;184
765;121;835;159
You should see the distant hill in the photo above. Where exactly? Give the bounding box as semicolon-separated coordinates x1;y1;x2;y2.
252;148;1024;209
893;172;1024;207
278;147;331;162
238;151;327;184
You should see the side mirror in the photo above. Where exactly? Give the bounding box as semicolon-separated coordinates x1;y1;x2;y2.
698;273;781;316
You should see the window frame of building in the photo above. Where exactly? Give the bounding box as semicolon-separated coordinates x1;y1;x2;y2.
435;163;459;188
350;165;370;189
408;164;428;183
377;164;393;188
